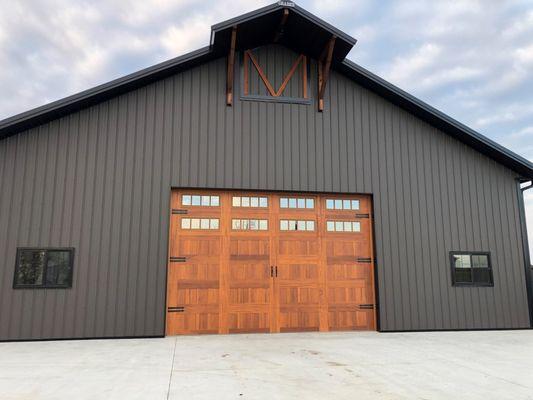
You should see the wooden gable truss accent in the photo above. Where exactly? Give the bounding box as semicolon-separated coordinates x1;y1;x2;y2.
226;26;237;106
243;50;308;99
318;35;336;111
273;9;290;43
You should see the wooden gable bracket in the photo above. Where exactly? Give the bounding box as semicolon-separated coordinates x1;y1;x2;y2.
226;26;237;106
244;50;307;98
273;9;290;43
318;35;336;111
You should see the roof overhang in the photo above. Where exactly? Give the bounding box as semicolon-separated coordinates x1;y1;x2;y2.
210;1;356;63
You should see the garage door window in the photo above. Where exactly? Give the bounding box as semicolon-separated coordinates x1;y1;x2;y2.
182;195;219;207
13;248;74;289
279;198;314;209
280;220;315;231
181;218;220;230
232;196;268;208
450;252;493;286
326;221;361;232
325;199;360;210
232;219;268;230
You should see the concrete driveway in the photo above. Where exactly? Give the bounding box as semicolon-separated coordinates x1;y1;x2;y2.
0;330;532;400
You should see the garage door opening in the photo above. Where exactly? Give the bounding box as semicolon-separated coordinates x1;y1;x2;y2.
166;190;377;335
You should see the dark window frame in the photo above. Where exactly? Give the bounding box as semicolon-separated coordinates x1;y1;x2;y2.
13;247;75;289
449;251;494;287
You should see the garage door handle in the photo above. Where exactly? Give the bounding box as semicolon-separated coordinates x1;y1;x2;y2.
275;266;278;277
270;266;274;277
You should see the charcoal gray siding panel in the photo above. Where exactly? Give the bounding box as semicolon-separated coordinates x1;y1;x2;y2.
0;45;530;340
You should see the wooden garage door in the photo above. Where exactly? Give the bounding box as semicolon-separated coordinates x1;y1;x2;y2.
166;190;376;335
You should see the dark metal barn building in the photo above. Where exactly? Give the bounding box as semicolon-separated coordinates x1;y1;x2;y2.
1;2;532;340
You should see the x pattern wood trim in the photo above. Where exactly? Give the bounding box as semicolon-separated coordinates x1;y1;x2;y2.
245;50;307;98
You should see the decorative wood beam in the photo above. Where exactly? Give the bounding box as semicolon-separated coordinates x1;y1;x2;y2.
273;9;290;43
247;50;277;96
318;35;336;111
243;50;249;96
302;55;307;99
226;26;237;106
275;54;304;96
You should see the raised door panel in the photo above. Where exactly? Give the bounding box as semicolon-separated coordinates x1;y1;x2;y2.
275;193;321;332
166;191;223;335
322;195;376;331
227;194;273;333
277;263;320;332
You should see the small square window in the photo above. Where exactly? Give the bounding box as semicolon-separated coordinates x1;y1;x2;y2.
327;221;335;231
334;200;343;210
280;220;288;231
200;219;210;229
344;221;352;232
288;198;297;208
297;199;306;209
241;197;250;207
182;195;191;206
241;219;250;230
181;218;191;229
280;198;288;208
259;197;268;208
353;222;361;232
298;220;306;230
343;200;351;210
14;248;74;289
211;196;220;207
306;199;314;209
335;221;344;231
250;197;259;208
451;252;493;287
232;219;241;230
289;220;297;230
306;221;315;231
210;219;219;229
259;220;268;230
326;199;334;209
250;220;259;230
351;200;360;210
191;219;200;229
201;196;210;206
233;197;241;207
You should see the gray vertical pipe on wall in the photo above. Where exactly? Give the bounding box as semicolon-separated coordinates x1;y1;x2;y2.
0;45;530;340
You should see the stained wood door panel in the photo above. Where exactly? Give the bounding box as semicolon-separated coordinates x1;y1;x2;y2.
166;190;376;335
228;312;270;333
328;309;373;331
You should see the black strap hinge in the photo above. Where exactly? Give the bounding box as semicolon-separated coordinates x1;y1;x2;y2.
355;213;370;219
172;209;188;215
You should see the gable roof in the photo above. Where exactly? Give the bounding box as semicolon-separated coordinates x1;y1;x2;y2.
1;1;532;179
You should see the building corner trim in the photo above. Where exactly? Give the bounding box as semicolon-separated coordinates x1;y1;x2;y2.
517;179;533;328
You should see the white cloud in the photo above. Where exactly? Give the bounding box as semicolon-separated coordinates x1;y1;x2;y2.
386;43;442;87
474;103;533;128
160;16;211;57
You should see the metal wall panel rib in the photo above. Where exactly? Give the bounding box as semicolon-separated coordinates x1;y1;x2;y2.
0;45;530;340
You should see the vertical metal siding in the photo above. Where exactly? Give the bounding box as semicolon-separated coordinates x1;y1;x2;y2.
0;45;530;340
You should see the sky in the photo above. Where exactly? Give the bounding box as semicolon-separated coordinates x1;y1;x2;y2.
1;0;532;256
